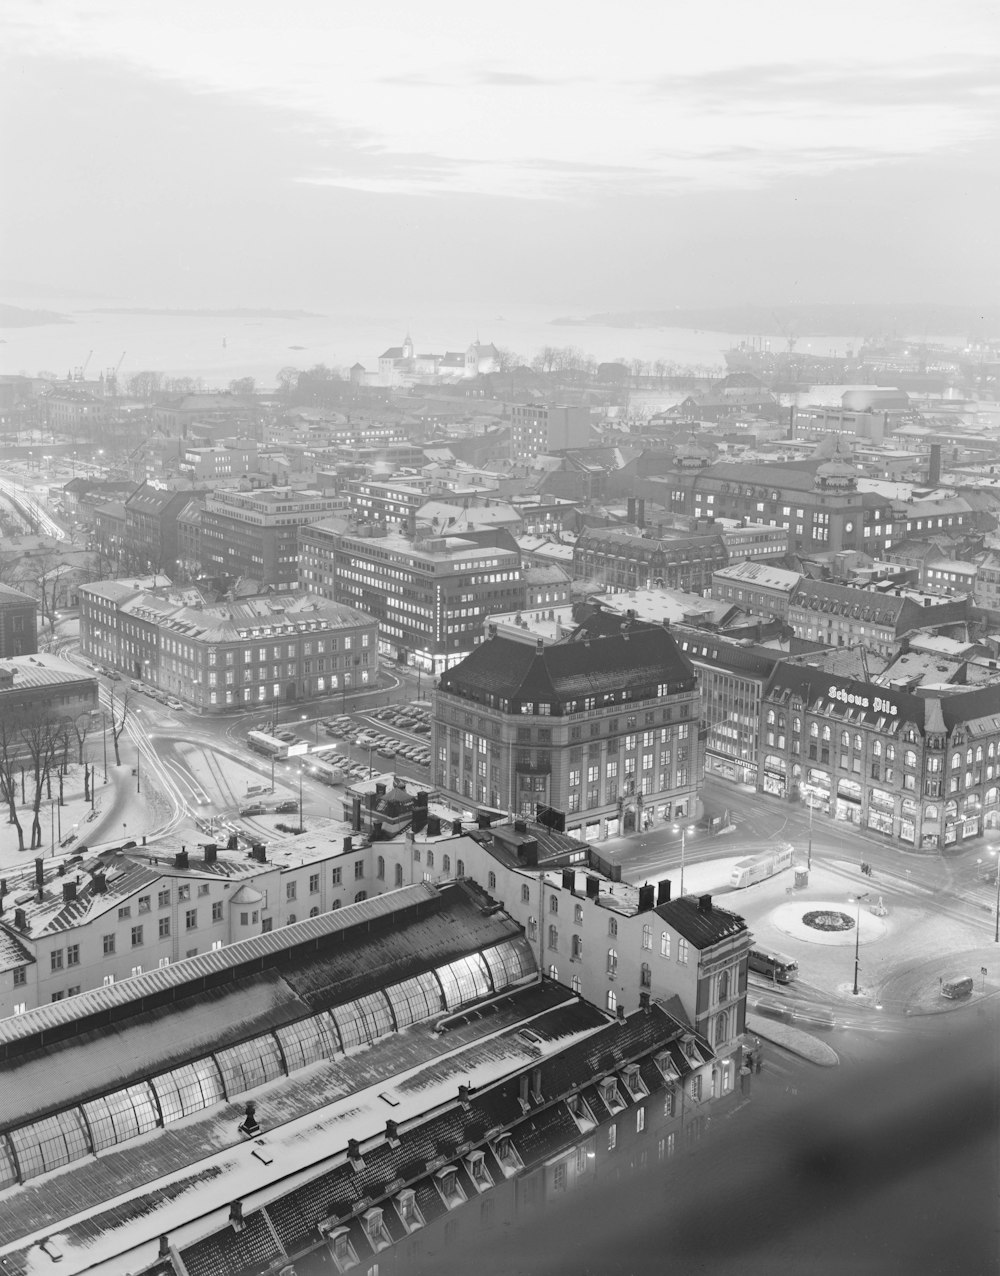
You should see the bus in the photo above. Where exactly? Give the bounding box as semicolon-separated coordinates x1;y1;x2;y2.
748;948;799;984
307;758;347;786
729;846;794;889
246;730;308;759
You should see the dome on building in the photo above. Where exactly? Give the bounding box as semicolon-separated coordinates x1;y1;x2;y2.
229;884;265;907
814;459;858;492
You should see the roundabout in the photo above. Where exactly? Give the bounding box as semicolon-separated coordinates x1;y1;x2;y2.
769;899;893;947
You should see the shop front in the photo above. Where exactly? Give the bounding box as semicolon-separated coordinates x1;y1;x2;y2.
761;754;787;797
867;787;895;837
835;778;863;824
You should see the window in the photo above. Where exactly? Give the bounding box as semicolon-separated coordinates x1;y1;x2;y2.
607;948;618;975
642;923;652;950
50;949;64;972
138;895;151;913
608;1122;617;1150
548;924;559;951
177;885;190;902
660;931;670;959
158;889;170;908
103;934;115;956
608;917;618;938
640;962;651;988
606;989;617;1013
435;1165;467;1209
309;873;320;893
13;966;26;986
211;900;223;922
158;916;170;939
396;1189;424;1232
130;926;143;948
363;1208;391;1253
677;937;689;965
636;1107;645;1133
354;860;364;880
185;909;197;931
118;906;131;920
286;881;297;901
572;933;583;960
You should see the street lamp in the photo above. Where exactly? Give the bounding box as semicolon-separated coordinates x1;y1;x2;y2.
298;764;304;834
990;848;1000;944
672;822;695;898
849;892;870;995
806;793;814;871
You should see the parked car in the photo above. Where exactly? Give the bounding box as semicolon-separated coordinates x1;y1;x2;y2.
165;698;183;710
240;804;267;817
275;800;299;814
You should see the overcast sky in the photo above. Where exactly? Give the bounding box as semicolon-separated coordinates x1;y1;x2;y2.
3;0;999;310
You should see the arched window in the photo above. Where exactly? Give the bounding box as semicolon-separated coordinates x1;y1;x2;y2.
952;752;962;769
394;863;403;887
967;748;974;766
309;906;319;917
976;746;983;763
660;931;670;959
886;745;895;762
793;717;801;733
606;990;617;1013
841;731;850;747
488;871;496;890
607;948;618;975
766;710;775;726
456;859;465;877
355;890;367;903
715;1009;729;1047
873;740;882;757
809;723;819;739
287;914;296;925
572;934;583;959
640;962;651;988
549;896;559;914
376;855;385;881
717;969;730;1002
426;850;434;868
574;903;584;925
904;750;916;768
986;788;999;807
854;735;862;751
548;964;558;981
521;883;530;903
443;855;451;873
822;726;831;742
642;924;652;950
548;924;558;950
571;975;582;994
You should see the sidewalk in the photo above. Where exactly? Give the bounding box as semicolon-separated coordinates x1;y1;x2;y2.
745;1015;839;1067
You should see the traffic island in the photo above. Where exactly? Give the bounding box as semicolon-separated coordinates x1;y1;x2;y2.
745;1014;840;1066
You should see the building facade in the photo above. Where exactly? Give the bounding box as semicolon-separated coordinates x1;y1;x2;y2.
573;526;728;595
79;583;377;711
122;484;206;574
198;487;342;588
300;520;523;673
433;618;701;841
0;582;38;658
509;403;592;462
710;561;801;622
757;660;1000;848
787;580;968;657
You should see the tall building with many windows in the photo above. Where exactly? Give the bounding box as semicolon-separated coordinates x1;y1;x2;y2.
197;487;342;587
433;616;700;840
300;519;522;673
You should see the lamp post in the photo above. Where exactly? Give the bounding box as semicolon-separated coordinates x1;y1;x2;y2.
298;764;304;834
850;892;870;995
673;822;695;898
990;848;1000;944
102;711;108;782
806;795;814;871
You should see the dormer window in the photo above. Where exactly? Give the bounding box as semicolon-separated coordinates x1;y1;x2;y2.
654;1050;678;1082
396;1189;424;1233
465;1150;493;1193
435;1165;467;1209
491;1133;525;1178
567;1091;596;1132
320;1225;359;1272
622;1064;647;1097
601;1078;625;1115
363;1208;391;1252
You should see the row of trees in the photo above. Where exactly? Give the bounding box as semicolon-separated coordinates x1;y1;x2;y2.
0;692;130;852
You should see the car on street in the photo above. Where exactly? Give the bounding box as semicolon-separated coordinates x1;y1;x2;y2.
275;800;299;814
165;698;184;710
240;804;267;817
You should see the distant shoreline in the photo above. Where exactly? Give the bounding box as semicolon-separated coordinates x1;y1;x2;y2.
83;307;327;319
0;304;71;328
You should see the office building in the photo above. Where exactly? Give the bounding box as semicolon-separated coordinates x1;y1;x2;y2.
509;403;593;462
198;487;342;588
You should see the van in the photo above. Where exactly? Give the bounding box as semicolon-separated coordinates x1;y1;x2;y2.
941;976;973;1000
748;948;799;984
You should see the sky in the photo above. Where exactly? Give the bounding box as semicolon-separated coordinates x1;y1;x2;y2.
2;0;999;311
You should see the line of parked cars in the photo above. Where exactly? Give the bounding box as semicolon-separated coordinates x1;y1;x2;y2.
309;746;370;783
128;680;184;711
369;703;432;736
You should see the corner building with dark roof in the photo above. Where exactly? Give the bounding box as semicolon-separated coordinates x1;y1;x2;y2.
433;616;701;841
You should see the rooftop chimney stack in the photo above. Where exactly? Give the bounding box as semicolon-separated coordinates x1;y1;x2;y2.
638;883;655;912
656;879;672;906
34;859;44;890
204;844;218;865
697;894;713;913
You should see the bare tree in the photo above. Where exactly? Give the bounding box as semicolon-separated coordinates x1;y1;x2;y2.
19;708;62;850
126;371;164;400
494;347;522;373
109;688;131;766
276;366;300;399
71;711;92;765
0;715;26;852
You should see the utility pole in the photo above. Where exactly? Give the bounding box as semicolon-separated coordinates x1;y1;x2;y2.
102;712;108;782
136;750;140;794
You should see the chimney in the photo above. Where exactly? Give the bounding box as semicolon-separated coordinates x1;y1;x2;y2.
158;1237;170;1260
451;818;463;836
342;835;353;853
34;858;44;890
385;1119;401;1148
347;1138;365;1169
637;498;646;529
477;812;492;830
514;819;528;834
458;1083;471;1107
585;876;600;900
520;838;538;866
91;870;107;894
561;868;576;893
426;815;441;837
407;508;417;539
14;907;26;930
627;496;637;523
375;782;387;796
229;1202;244;1232
174;849;189;869
62;881;77;903
251;845;267;864
928;442;941;486
638;883;654;913
616;1005;626;1022
656;879;671;906
226;833;238;850
639;991;651;1013
698;893;713;913
204;844;218;865
352;795;362;833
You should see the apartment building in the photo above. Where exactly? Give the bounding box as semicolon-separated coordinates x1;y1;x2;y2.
711;561;801;622
509;403;593;462
122;483;207;574
300;519;522;673
79;583;377;711
432;616;701;841
573;526;728;595
787;580;968;657
0;582;37;658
